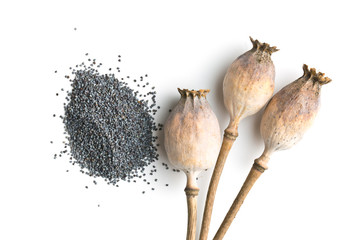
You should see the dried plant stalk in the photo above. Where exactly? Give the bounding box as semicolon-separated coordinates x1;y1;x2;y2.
213;158;267;240
185;186;199;240
199;130;237;239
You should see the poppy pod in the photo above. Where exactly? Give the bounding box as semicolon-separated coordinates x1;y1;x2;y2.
200;37;278;240
164;88;221;240
223;37;278;134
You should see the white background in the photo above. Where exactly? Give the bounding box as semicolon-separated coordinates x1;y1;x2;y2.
1;1;359;239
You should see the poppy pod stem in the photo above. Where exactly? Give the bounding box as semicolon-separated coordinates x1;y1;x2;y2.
200;126;238;240
213;154;269;240
185;172;200;240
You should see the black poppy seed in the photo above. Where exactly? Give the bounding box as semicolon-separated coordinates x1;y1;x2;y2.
85;186;88;189
50;141;53;144
151;188;154;190
66;170;69;172
56;93;59;96
142;191;145;194
165;184;169;186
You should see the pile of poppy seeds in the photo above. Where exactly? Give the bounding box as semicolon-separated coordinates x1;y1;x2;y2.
53;55;173;187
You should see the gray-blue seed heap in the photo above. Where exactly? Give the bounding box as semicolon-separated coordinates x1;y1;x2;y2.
64;67;159;185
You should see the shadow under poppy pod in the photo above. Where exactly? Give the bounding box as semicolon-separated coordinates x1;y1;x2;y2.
200;37;278;240
213;64;331;240
164;89;221;240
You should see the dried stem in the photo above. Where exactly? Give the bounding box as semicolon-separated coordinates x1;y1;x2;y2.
185;187;199;240
184;172;200;240
199;128;238;240
213;159;268;240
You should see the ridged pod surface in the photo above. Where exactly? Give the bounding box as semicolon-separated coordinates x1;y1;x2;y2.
223;37;278;134
259;64;332;166
164;88;221;179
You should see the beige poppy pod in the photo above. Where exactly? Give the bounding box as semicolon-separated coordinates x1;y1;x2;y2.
257;64;331;167
164;88;221;179
164;88;221;240
213;65;331;240
223;37;278;134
